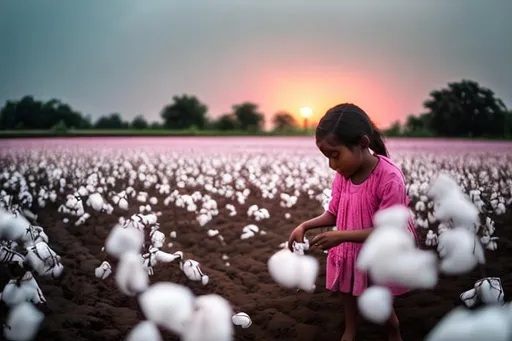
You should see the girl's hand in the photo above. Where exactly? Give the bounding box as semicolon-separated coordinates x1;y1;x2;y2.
288;224;306;251
310;231;344;251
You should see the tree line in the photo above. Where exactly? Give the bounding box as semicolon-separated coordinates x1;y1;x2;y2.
1;79;511;138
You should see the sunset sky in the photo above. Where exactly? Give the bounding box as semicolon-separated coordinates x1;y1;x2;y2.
1;1;511;129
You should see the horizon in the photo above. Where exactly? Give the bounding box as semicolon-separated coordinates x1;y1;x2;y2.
1;1;511;129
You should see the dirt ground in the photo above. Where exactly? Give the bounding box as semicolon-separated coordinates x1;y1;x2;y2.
2;188;511;341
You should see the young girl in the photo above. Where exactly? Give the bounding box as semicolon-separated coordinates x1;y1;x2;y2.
288;103;418;341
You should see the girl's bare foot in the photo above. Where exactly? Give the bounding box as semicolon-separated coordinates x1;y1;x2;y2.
341;329;356;341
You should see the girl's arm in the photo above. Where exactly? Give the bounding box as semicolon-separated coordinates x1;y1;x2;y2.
301;211;337;231
338;228;374;243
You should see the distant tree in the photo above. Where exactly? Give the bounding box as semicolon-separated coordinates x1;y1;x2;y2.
131;115;148;129
423;79;508;138
160;95;208;130
383;120;402;136
0;96;90;130
94;113;128;129
213;114;240;131
232;102;264;131
272;111;298;131
150;121;162;129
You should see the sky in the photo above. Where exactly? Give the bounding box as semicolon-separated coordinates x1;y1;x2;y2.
1;0;511;129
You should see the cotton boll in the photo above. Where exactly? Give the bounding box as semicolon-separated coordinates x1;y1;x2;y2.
357;226;416;271
296;255;319;292
3;302;44;341
105;224;144;258
368;249;439;289
138;282;195;335
475;277;504;306
358;286;393;324
154;250;183;263
373;205;410;230
86;193;104;211
425;306;512;341
182;294;233;341
25;242;63;278
125;321;162;341
460;288;478;308
116;251;148;296
180;259;209;285
232;312;252;328
437;227;484;275
268;249;300;289
94;261;112;280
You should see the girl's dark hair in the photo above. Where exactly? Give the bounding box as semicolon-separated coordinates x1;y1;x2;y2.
315;103;389;157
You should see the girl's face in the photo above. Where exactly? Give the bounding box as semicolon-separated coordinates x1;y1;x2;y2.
316;139;363;178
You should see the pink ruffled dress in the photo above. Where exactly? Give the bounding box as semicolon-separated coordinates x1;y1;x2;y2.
325;155;418;296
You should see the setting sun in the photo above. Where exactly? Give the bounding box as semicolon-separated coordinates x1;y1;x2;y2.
300;107;313;118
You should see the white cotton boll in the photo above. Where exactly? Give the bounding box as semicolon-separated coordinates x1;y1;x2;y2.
296;255;319;292
427;173;459;201
94;261;112;280
207;229;219;237
154;250;183;263
358;286;393;324
182;294;233;341
86;193;104;211
425;306;512;341
357;226;415;271
170;231;177;239
116;251;148;296
118;198;129;210
105;224;144;258
285;213;291;219
434;193;479;229
180;259;209;285
460;288;478;308
151;230;165;249
373;205;410;230
232;312;252;328
3;302;44;341
240;230;255;240
138;282;195;335
437;227;484;275
63;218;69;223
125;321;163;341
268;249;300;288
475;277;504;305
197;214;210;227
25;242;63;278
149;197;158;205
0;210;30;241
368;249;438;289
243;224;259;233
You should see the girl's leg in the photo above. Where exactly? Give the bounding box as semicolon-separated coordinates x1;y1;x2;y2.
340;293;357;341
385;309;403;341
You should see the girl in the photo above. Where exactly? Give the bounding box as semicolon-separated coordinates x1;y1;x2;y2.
288;103;418;341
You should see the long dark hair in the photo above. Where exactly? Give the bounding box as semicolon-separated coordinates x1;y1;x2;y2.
315;103;389;157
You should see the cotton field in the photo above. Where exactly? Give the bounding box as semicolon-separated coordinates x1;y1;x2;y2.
0;137;511;341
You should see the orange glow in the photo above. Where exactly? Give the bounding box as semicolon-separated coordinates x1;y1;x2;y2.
257;66;401;129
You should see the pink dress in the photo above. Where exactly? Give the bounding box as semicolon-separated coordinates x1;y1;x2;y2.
325;155;418;296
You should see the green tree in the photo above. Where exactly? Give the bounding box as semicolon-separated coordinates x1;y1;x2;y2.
94;113;128;129
423;80;508;138
0;96;90;130
383;120;402;136
160;95;208;130
213;114;240;130
272;111;298;131
131;115;148;129
232;102;264;131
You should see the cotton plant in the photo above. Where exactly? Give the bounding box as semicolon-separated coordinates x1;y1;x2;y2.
0;206;63;341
